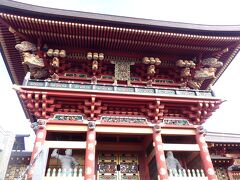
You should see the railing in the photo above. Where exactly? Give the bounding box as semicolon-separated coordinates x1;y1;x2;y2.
228;171;240;180
44;168;84;180
168;169;208;179
24;79;215;98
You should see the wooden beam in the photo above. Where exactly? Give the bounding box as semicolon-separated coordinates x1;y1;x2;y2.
96;142;142;151
46;124;87;132
161;128;196;135
163;143;200;151
45;140;86;149
95;126;153;134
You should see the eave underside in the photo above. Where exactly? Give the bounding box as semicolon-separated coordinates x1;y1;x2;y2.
0;1;240;89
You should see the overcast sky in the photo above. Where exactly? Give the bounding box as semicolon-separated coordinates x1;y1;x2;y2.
1;0;240;149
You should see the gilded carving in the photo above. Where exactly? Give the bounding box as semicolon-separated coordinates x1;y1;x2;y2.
93;52;98;60
15;41;36;52
87;52;104;61
30;67;48;79
47;49;54;57
53;49;60;57
59;50;66;58
47;48;66;77
111;60;135;85
201;57;223;68
51;57;60;68
142;57;161;65
92;60;98;71
147;65;156;76
180;67;191;77
194;67;216;80
86;52;104;77
98;53;104;60
176;56;222;89
16;41;49;79
176;60;196;68
22;52;44;68
87;52;93;60
187;80;201;89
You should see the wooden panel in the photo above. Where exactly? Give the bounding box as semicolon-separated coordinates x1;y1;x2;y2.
46;124;87;132
161;128;196;135
163;143;200;151
95;126;153;134
96;142;142;151
45;141;86;149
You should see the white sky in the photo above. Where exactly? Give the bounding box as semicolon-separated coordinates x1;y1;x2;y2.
1;0;240;150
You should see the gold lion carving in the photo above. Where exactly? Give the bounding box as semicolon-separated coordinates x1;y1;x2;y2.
194;67;216;80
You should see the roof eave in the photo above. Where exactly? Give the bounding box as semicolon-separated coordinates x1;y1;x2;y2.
1;0;240;36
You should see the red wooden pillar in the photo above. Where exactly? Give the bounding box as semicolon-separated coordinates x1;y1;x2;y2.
28;119;47;179
153;125;168;180
196;127;216;180
84;121;96;180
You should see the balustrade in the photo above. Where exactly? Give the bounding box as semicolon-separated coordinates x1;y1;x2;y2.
44;168;84;179
168;169;208;180
25;79;215;98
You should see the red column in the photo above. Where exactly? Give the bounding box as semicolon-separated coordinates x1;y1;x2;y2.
153;125;168;180
196;128;216;180
84;121;96;180
28;120;47;179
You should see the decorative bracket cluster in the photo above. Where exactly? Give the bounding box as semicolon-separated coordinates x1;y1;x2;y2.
46;48;67;80
19;90;55;119
142;99;165;124
83;96;102;121
87;52;104;74
142;57;161;82
183;101;220;124
86;52;105;83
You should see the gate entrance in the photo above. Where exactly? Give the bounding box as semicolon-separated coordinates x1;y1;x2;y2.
97;153;139;180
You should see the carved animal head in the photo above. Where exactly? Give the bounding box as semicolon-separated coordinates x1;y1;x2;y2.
202;57;223;68
22;52;45;68
15;41;36;52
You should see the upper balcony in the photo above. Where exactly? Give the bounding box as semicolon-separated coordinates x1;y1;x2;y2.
23;78;216;99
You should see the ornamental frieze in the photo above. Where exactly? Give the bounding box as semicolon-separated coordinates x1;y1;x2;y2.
101;116;147;124
163;118;191;126
52;114;84;121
